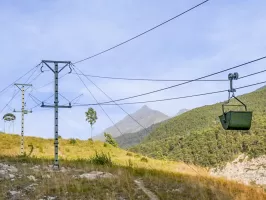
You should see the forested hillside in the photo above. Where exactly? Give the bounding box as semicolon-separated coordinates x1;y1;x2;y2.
115;119;169;148
131;87;266;167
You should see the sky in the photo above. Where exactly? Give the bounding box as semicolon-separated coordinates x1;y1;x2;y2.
0;0;266;140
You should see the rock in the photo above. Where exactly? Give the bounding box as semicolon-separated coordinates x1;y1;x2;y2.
7;166;18;173
0;163;18;173
79;171;114;180
7;190;21;199
42;174;51;179
211;154;266;186
60;167;67;172
47;196;57;200
9;174;15;179
25;183;39;192
31;165;40;172
27;175;37;182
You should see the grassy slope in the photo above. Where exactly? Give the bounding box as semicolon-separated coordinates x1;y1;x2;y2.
0;133;205;175
0;134;265;199
131;88;266;166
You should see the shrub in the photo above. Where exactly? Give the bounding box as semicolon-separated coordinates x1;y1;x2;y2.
126;152;133;156
38;145;44;153
103;143;108;147
69;138;77;145
90;151;112;166
128;159;133;168
65;148;70;153
134;154;141;158
104;132;118;147
140;157;148;162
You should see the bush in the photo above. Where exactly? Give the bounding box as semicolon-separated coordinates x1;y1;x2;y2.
89;151;112;166
134;154;141;158
65;148;70;153
128;159;133;168
103;143;108;147
126;152;133;156
140;157;148;162
38;145;44;153
104;132;118;147
69;138;77;145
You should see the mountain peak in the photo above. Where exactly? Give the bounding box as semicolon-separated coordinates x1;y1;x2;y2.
94;105;169;140
139;105;150;110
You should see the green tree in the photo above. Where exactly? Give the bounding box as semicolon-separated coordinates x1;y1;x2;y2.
104;132;118;147
85;108;98;139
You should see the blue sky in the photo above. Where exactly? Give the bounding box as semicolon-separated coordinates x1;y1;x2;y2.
0;0;266;139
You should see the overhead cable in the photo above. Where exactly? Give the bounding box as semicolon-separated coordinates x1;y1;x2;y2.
73;67;266;82
78;56;266;104
0;63;41;96
72;72;227;82
72;64;149;133
72;80;266;106
73;0;210;64
71;67;124;137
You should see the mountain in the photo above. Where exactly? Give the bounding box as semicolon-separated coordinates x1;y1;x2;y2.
93;105;169;141
116;108;189;148
131;87;266;167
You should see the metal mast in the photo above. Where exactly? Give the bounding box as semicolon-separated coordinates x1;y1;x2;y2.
13;83;32;155
40;60;72;168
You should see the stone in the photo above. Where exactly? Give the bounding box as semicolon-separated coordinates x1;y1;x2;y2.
27;175;37;182
25;183;39;192
79;171;114;180
7;166;18;173
211;154;266;186
9;174;15;179
47;196;57;200
42;174;51;179
7;190;21;197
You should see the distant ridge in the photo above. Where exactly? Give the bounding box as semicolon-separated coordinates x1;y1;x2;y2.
116;108;188;148
93;105;169;141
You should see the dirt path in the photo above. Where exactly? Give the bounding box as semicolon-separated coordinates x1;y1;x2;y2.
134;179;159;200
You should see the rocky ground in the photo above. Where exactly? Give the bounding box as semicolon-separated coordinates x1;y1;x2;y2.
0;161;156;200
210;154;266;187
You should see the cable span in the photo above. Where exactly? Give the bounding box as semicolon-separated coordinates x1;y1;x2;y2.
72;68;266;82
72;80;266;106
73;0;210;64
72;64;148;131
75;56;266;104
0;63;41;96
72;67;124;137
72;72;227;82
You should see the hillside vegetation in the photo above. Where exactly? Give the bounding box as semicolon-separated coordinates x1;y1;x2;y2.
131;87;266;167
0;133;265;199
115;119;169;148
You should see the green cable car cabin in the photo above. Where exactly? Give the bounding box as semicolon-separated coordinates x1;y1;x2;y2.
219;72;253;130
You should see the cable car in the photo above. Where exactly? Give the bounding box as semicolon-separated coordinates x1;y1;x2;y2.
219;73;252;130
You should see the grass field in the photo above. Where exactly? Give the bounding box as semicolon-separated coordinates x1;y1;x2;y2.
0;133;265;200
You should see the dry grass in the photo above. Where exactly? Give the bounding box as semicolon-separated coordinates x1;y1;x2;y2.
0;133;265;200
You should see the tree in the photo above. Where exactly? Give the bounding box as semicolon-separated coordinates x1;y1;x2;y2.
85;108;98;139
104;132;118;147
